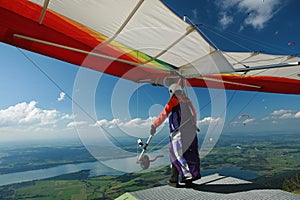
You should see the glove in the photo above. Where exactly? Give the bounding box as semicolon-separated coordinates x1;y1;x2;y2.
150;124;156;136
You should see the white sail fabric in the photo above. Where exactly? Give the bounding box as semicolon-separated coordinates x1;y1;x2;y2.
180;50;234;77
223;52;300;80
29;0;235;76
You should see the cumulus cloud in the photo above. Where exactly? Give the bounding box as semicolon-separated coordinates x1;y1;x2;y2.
0;101;57;127
216;0;282;29
58;92;65;101
89;116;220;136
198;117;222;125
91;117;155;129
263;109;300;121
0;101;71;130
271;109;293;115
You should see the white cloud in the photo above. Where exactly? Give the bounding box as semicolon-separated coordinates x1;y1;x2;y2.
230;118;255;126
58;92;65;101
219;12;234;28
123;118;143;127
0;101;57;127
61;114;74;120
89;116;222;137
263;109;300;121
243;118;255;124
279;113;293;119
91;118;123;128
198;117;221;125
261;116;272;121
91;117;155;129
91;116;222;132
216;0;282;29
67;121;87;127
271;109;293;115
92;119;110;127
90;117;158;137
242;0;281;29
0;101;72;131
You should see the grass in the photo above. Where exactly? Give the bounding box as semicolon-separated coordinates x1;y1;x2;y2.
294;189;300;195
15;180;86;200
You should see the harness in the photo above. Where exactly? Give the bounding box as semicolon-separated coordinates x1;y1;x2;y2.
169;95;196;133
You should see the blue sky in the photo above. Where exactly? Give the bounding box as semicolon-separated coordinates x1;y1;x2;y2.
0;0;300;144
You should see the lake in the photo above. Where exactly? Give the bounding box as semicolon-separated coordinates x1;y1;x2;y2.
202;166;261;180
0;159;260;186
0;161;122;186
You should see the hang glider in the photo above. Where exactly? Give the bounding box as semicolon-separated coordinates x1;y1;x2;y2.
1;0;300;94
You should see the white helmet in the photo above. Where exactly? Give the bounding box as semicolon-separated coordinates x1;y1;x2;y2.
169;83;182;97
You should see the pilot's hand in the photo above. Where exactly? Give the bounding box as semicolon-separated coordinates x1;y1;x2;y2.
150;125;156;136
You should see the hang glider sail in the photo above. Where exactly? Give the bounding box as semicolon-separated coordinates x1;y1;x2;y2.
1;0;300;94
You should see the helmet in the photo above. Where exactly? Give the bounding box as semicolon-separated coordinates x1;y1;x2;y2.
169;83;182;97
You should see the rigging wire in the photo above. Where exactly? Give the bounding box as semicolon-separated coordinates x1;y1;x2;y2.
137;85;170;154
184;16;219;50
16;47;125;148
223;92;260;129
201;23;299;55
146;133;169;153
204;90;237;138
200;25;252;52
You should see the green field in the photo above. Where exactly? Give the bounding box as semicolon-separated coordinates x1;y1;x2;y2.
202;133;300;175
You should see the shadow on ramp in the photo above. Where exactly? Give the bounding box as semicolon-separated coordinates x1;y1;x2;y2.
189;175;271;194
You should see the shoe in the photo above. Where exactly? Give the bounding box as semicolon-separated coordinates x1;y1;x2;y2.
180;176;192;183
185;180;193;188
167;180;178;187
